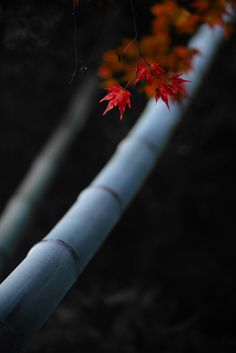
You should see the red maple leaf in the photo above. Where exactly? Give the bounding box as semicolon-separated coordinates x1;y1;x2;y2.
155;73;190;109
135;63;154;85
100;84;131;120
135;62;165;86
155;84;173;109
169;73;190;97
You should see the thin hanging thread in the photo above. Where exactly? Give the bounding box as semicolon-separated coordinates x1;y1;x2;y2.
70;0;86;84
123;0;142;88
129;0;141;78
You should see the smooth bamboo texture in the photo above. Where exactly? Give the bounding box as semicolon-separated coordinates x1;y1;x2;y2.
0;24;225;352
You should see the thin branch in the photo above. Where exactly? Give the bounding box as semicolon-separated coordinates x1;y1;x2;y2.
123;0;141;87
70;0;79;85
120;0;139;58
129;0;138;40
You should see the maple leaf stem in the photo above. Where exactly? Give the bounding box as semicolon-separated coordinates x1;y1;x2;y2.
120;38;137;57
135;40;141;71
140;55;160;78
141;55;151;68
124;72;136;89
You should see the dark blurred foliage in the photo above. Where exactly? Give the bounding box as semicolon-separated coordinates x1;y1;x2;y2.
0;1;236;352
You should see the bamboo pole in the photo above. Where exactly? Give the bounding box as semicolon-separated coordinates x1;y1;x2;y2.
0;24;225;352
0;4;121;273
0;75;98;272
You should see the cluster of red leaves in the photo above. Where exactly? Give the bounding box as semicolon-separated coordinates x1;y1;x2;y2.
100;62;190;120
135;62;190;107
99;0;236;119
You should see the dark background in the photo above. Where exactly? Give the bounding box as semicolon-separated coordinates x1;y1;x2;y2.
0;0;236;352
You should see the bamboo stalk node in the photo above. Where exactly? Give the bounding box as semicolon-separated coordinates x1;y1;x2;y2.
39;239;81;266
88;185;123;209
129;134;160;155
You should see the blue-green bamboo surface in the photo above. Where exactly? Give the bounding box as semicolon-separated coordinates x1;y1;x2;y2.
0;24;225;352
